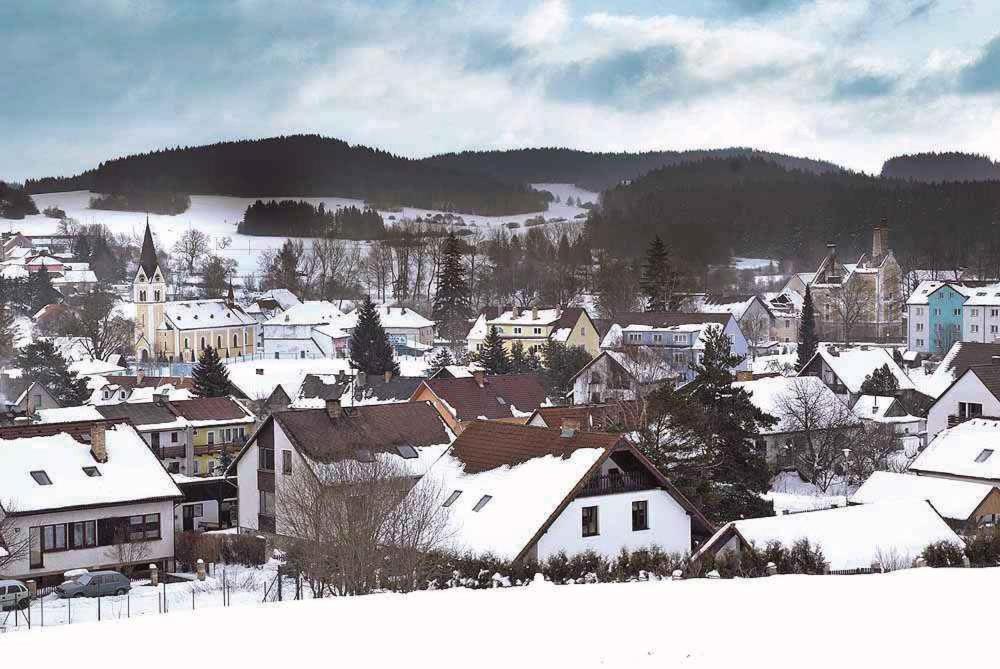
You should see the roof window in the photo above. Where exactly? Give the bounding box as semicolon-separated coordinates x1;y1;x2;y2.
975;449;994;463
83;466;102;477
443;490;462;507
31;470;52;485
355;449;374;463
396;445;418;459
473;495;493;512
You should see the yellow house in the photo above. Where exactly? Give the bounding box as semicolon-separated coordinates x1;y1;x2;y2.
466;306;601;359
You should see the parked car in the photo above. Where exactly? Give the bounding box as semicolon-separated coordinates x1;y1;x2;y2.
0;579;30;611
56;571;131;598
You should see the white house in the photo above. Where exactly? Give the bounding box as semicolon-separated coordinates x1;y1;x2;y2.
909;418;1000;486
925;364;1000;439
799;342;915;405
412;420;713;562
262;300;349;360
852;395;926;451
850;471;1000;528
568;348;676;405
0;421;182;585
338;305;435;351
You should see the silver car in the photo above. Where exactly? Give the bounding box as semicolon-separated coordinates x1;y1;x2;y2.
57;571;131;598
0;579;30;611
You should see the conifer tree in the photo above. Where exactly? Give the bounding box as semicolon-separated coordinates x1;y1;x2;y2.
640;235;678;311
0;303;16;363
477;326;511;375
428;347;454;375
15;341;90;405
860;364;899;396
192;346;234;397
432;233;472;342
797;285;818;371
349;296;400;375
29;268;58;314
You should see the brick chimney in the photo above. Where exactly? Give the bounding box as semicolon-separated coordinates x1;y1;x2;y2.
325;398;342;420
872;221;889;260
531;306;539;320
90;423;108;463
471;366;485;388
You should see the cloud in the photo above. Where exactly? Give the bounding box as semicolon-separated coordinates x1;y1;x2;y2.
960;34;1000;92
832;73;898;99
545;47;683;107
512;0;570;47
721;0;811;15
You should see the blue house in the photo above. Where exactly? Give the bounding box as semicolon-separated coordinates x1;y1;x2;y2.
906;281;977;355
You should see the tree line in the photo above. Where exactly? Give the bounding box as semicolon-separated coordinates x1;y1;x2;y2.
238;200;386;238
89;191;191;215
0;181;39;219
881;152;1000;183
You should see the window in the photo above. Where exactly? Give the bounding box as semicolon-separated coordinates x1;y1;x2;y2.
975;449;994;463
396;445;418;459
514;327;522;334
31;470;52;485
971;325;980;334
183;337;190;349
582;506;599;537
217;336;223;349
443;490;462;507
533;327;542;335
82;466;101;477
154;290;161;301
260;491;275;515
234;334;239;348
916;307;923;316
954;308;961;316
282;450;293;475
139;290;147;302
916;323;924;332
42;524;67;551
959;402;983;419
627;333;641;343
70;521;96;549
171;431;178;443
192;504;204;517
933;308;941;316
300;351;306;359
167;462;180;474
472;495;492;512
973;309;980;317
652;334;662;343
632;500;649;531
784;319;791;328
674;334;685;343
992;309;999;318
193;460;201;474
260;446;275;471
992;326;999;335
916;339;924;347
207;431;215;445
200;337;206;350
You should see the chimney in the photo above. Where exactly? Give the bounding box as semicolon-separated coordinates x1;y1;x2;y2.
512;306;521;318
872;221;889;260
154;391;168;407
136;368;144;384
531;306;539;320
472;368;485;388
384;369;393;383
90;424;107;463
356;370;367;388
325;398;341;419
255;368;264;376
560;418;581;438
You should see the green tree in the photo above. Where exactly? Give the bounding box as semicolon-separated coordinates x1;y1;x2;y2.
510;341;541;375
349;296;399;375
0;302;15;362
640;235;679;312
476;326;511;375
28;268;59;314
15;341;90;406
796;285;818;371
428;347;454;375
860;364;899;396
432;232;472;343
540;341;592;398
192;346;234;397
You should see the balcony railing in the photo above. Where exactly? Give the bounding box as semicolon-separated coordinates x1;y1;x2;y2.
578;471;658;498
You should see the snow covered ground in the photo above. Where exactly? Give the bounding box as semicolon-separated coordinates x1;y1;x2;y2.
7;184;597;277
3;566;998;667
766;471;853;513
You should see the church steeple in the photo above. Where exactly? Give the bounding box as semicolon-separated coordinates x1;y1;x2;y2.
138;216;163;282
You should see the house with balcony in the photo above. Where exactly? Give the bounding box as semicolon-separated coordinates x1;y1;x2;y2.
228;400;453;535
0;420;182;585
925;363;1000;439
412;420;713;562
466;306;601;359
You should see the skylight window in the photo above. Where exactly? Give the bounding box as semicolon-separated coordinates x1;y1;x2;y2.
443;490;462;507
83;466;102;477
472;495;493;512
355;449;374;463
31;470;52;485
975;449;994;463
396;445;418;459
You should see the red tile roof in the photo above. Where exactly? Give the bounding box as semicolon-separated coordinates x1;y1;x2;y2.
528;401;643;432
422;374;547;421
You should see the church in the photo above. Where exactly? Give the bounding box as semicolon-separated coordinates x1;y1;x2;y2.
134;222;258;363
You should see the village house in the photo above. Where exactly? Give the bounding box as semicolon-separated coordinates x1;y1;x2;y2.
910;418;1000;488
783;225;902;341
925;363;1000;439
851;471;1000;531
917;341;1000;400
690;294;775;352
906;281;980;354
0;420;182;585
568;348;677;405
413;420;713;562
133;222;257;363
466;306;601;359
762;289;803;344
229;400;453;534
262;300;349;360
525;401;642;433
294;370;424;408
852;394;926;450
243;288;302;348
798;342;915;405
410;369;548;433
337;304;435;353
89;372;195;405
169;474;238;533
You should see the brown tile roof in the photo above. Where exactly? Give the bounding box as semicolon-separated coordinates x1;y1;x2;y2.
106;375;194;390
0;417;129;443
613;311;731;328
422;374;547;421
554;307;586;330
529;401;643;432
273;402;450;463
170;397;251;421
942;343;1000;381
970;364;1000;401
450;420;624;474
96;402;177;426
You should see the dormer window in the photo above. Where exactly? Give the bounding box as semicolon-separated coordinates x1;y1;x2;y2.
31;470;52;485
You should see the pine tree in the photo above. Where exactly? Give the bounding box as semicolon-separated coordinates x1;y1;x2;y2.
640;236;678;311
192;346;234;397
29;268;58;314
860;364;899;396
477;326;511;375
432;233;472;343
509;341;541;374
797;285;818;371
428;347;454;375
0;303;16;363
540;341;592;397
349;296;400;375
15;341;90;405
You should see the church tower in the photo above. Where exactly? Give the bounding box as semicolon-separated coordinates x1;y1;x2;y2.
134;219;166;361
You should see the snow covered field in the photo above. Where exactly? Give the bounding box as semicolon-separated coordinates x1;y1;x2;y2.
2;566;996;667
6;184;597;277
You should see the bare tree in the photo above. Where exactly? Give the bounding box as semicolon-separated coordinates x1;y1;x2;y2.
775;379;860;492
104;537;151;577
741;313;771;360
365;241;393;302
846;423;907;484
832;278;875;344
0;501;29;573
173;228;211;275
57;290;134;360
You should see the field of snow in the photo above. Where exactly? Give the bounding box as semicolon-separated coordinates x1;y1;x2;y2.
5;184;597;277
3;566;998;667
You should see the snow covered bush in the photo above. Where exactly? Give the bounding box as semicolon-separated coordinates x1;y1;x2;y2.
921;541;966;568
959;530;1000;567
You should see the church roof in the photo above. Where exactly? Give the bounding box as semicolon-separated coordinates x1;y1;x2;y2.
139;220;161;279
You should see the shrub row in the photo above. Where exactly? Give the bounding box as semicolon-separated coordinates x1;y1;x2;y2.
923;529;1000;568
175;531;267;571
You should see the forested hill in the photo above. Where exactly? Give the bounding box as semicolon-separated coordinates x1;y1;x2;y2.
587;157;1000;269
24;135;552;216
0;181;39;219
881;152;1000;183
422;147;843;192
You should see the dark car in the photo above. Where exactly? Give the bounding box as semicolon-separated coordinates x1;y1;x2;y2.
57;571;131;598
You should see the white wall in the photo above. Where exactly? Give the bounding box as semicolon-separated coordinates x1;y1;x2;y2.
907;305;930;353
236;439;260;530
5;500;175;580
927;372;1000;439
172;500;221;532
534;490;691;562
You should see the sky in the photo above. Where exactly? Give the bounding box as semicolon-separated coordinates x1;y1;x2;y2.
2;0;1000;182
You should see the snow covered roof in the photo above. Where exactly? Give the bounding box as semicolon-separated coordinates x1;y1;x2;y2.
0;423;183;514
905;280;979;306
488;308;563;326
960;283;1000;306
850;472;997;521
265;300;344;326
922;342;1000;399
852;395;901;420
339;305;434;330
163;300;256;331
733;376;855;434
466;313;489;341
53;269;98;284
701;500;961;571
810;343;914;394
763;289;803;314
910;419;1000;482
34;405;105;424
419;374;547;421
693;294;758;320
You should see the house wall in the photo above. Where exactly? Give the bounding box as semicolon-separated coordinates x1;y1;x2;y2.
907;303;930;353
4;500;176;581
563;312;601;358
172;499;223;532
928;286;964;354
963;303;1000;345
191;421;251;475
161;325;257;363
534;489;691;561
926;372;1000;439
236;438;261;531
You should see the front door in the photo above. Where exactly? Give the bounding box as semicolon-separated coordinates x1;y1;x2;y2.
183;505;195;531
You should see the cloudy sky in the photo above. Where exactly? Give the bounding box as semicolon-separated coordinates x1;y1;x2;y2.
3;0;1000;182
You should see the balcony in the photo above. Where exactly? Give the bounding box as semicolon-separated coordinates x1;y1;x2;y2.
578;471;658;498
258;469;275;493
159;445;186;459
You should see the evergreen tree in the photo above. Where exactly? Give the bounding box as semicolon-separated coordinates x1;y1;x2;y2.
15;341;90;406
192;346;234;397
860;364;899;396
432;233;472;342
349;296;400;375
28;268;59;314
428;347;454;375
0;303;15;362
797;285;818;371
640;235;679;311
477;326;511;375
510;341;541;375
539;341;592;397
